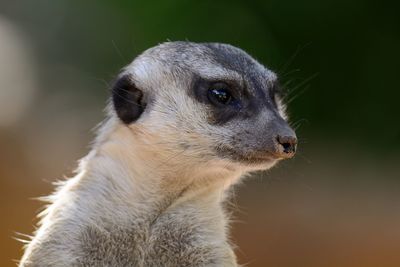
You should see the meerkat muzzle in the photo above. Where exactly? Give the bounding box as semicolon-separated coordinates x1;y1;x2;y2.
268;116;297;159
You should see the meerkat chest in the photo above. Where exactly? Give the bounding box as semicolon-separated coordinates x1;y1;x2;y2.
75;208;234;267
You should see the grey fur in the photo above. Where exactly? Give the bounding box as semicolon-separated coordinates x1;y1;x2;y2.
19;42;296;267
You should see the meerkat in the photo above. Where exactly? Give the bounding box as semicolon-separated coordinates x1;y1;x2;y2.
19;41;297;267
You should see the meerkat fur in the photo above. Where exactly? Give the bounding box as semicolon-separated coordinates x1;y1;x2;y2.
20;42;297;267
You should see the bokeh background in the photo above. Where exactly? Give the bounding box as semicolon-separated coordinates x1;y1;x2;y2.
1;1;399;266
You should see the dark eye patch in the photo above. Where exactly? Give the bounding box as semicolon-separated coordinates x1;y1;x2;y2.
191;75;256;125
207;82;243;108
192;76;242;104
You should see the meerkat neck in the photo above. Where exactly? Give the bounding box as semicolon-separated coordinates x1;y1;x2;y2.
76;120;241;222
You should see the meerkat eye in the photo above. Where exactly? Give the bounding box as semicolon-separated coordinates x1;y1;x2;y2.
207;83;234;105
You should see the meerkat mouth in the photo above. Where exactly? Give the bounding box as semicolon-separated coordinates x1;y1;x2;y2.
215;145;280;166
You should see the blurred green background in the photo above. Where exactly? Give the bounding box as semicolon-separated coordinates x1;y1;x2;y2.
0;1;399;266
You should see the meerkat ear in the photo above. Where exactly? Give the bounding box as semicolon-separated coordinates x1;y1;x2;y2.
112;74;146;124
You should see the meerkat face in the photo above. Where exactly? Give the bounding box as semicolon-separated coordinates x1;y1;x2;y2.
112;42;296;172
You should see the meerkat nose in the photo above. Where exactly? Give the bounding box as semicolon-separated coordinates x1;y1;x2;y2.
276;135;297;158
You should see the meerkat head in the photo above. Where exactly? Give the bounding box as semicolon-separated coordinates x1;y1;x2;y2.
111;42;296;174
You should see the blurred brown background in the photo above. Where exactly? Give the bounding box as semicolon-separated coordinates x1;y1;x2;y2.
1;1;399;266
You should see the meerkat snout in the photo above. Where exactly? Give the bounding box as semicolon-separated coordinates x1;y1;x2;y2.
277;135;297;156
112;42;296;171
271;116;297;158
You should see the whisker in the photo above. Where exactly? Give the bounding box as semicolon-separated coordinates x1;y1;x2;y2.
280;68;301;78
278;42;311;75
291;118;309;131
295;151;312;164
111;40;128;64
286;84;310;105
